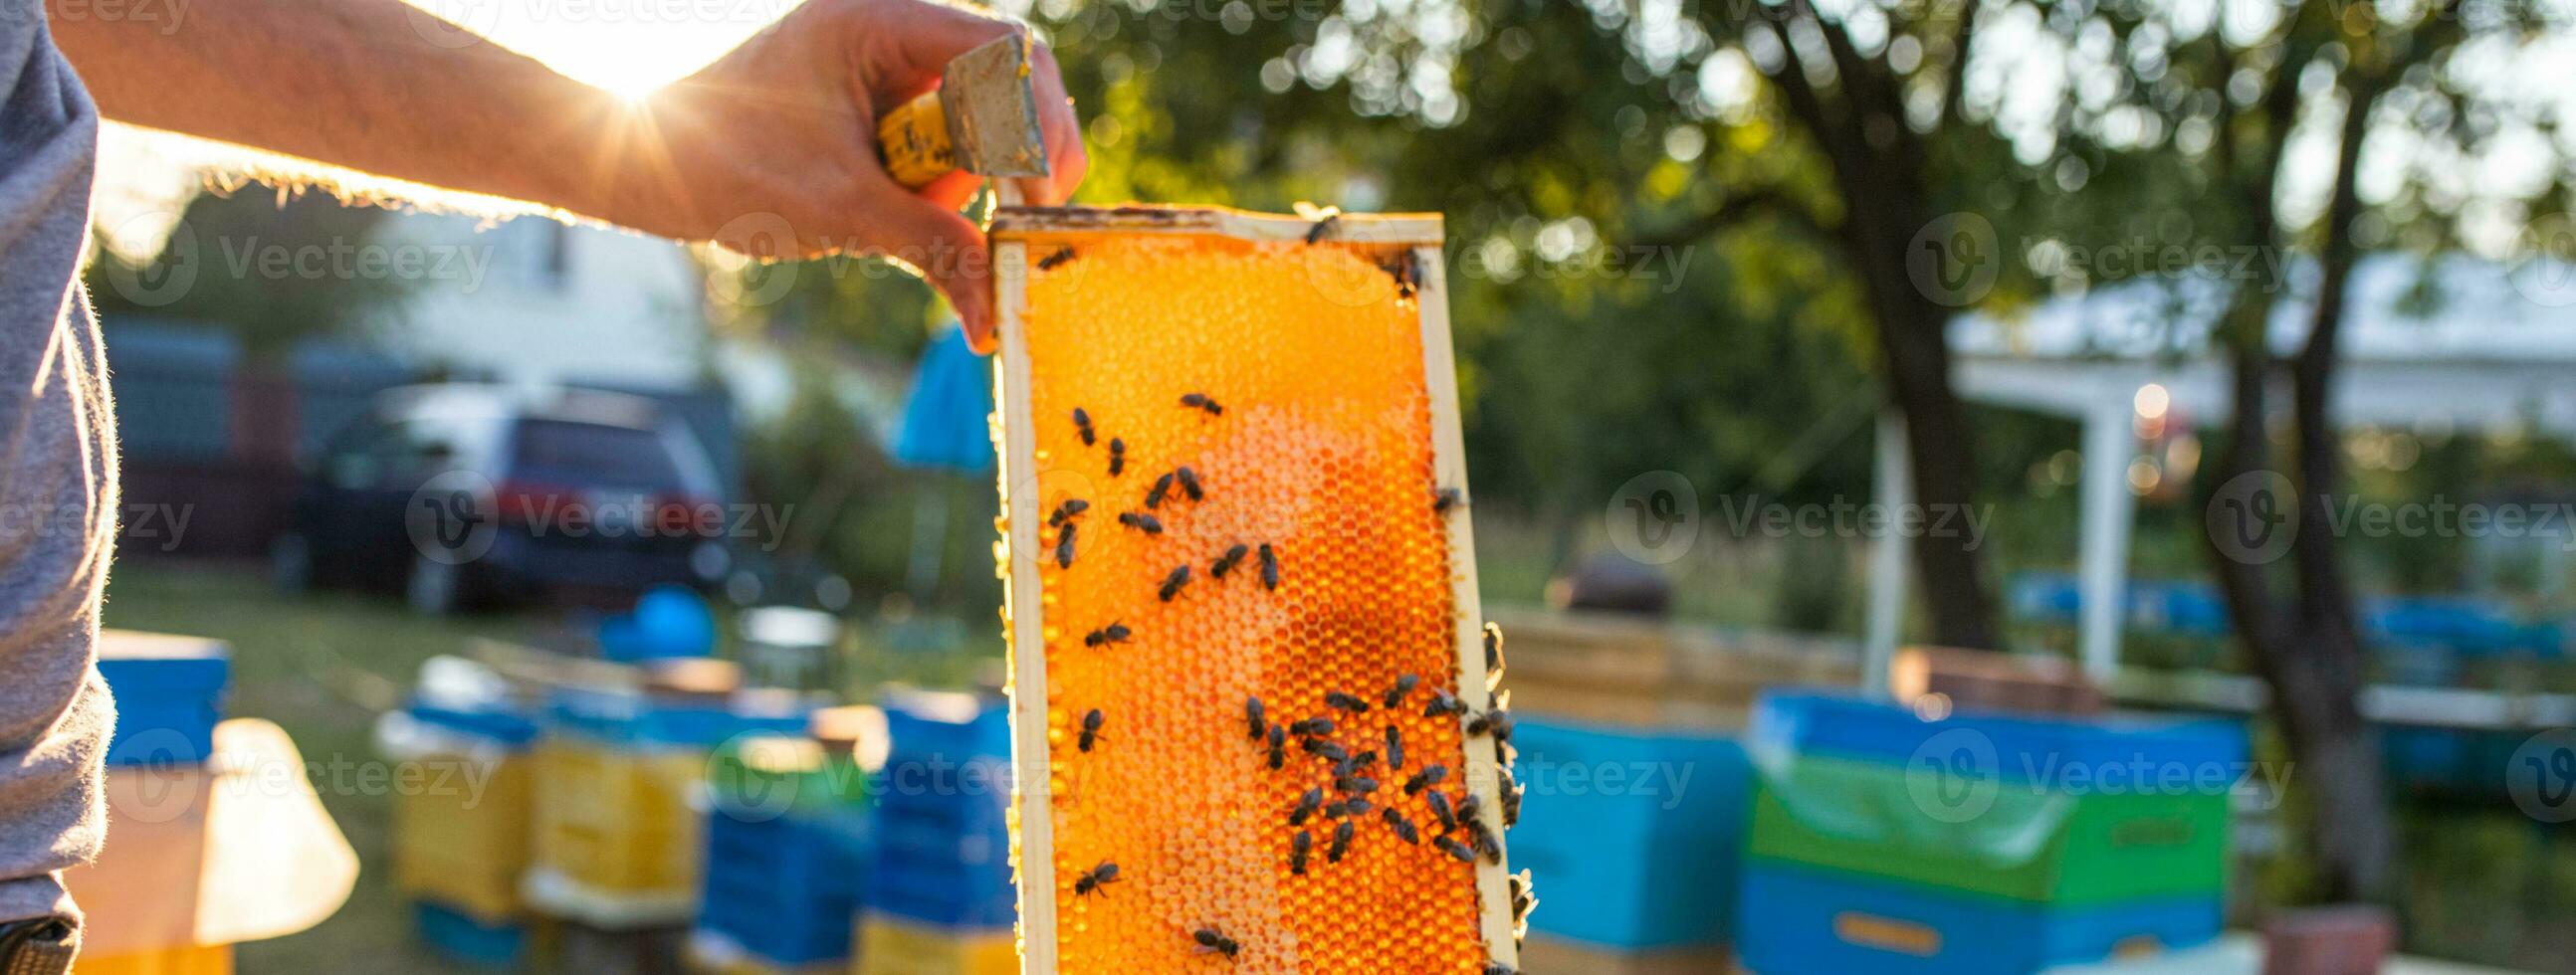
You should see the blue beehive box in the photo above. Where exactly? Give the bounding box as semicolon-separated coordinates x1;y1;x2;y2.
545;685;812;750
96;630;230;766
1510;716;1752;950
701;804;874;966
869;690;1017;931
1739;862;2221;975
1747;691;2249;783
412;900;527;967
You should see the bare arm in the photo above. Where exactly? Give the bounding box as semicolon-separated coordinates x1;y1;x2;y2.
47;0;1088;344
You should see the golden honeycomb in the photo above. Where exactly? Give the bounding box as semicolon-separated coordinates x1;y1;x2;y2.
989;207;1514;973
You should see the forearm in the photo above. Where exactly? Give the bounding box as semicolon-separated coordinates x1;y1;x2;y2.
49;0;620;218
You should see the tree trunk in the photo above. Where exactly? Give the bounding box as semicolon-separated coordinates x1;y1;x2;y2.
2199;65;2395;905
1871;287;1998;650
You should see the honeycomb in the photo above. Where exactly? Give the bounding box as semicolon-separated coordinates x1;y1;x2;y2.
988;207;1515;973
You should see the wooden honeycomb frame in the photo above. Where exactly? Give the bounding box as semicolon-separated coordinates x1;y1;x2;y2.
988;205;1515;972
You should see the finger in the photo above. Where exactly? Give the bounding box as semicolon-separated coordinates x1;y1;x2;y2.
869;1;1028;106
865;189;996;352
918;168;984;212
1020;45;1088;205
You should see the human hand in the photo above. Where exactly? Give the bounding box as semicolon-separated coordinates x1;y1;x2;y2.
598;0;1087;350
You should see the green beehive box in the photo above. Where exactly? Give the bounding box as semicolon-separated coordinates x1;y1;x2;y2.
1747;752;2231;905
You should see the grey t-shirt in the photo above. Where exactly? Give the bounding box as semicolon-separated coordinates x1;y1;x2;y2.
0;0;121;927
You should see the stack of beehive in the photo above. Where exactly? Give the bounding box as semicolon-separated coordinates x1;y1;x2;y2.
522;667;810;968
855;690;1017;975
77;632;236;975
1497;609;1857;973
383;688;542;967
1737;691;2247;974
689;712;877;975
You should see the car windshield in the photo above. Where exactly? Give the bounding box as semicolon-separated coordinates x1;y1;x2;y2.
511;418;686;490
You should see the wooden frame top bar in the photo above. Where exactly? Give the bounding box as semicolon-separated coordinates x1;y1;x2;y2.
992;204;1445;245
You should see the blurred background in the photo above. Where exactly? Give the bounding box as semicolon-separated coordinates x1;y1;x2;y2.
65;0;2576;970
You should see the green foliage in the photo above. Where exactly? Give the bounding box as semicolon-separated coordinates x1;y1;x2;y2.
85;187;414;360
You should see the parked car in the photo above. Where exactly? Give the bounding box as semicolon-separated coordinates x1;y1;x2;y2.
273;384;732;613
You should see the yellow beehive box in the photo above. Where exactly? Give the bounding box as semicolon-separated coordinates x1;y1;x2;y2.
391;748;535;922
854;916;1019;975
989;206;1518;973
75;945;232;975
527;739;706;909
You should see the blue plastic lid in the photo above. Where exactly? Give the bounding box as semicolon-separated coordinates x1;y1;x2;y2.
546;686;810;747
1750;690;2250;789
96;633;231;697
408;698;542;747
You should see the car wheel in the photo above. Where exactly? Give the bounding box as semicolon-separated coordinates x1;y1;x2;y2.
270;533;315;594
408;554;464;616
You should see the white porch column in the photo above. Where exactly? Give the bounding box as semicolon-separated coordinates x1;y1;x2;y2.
1863;410;1910;699
2077;396;2141;682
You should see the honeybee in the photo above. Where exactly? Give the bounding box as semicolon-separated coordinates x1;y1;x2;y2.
1290;831;1312;875
1336;775;1379;795
1210;543;1249;579
1434;837;1475;864
1344;796;1373;817
1175;466;1202;501
1191;928;1241;959
1288;787;1322;827
1384;726;1404;771
1119;511;1165;535
1145;473;1174;509
1423;691;1467;718
1055;522;1077;569
1049;498;1090;526
1483;622;1507;690
1426;790;1456;832
1108;438;1126;477
1403;764;1448;796
1244;696;1267;741
1181;392;1224;417
1466;708;1514;742
1288;716;1335;737
1433;487;1466;513
1257;543;1279;591
1083;622;1130;648
1073;861;1121;896
1325;691;1370;714
1303;213;1340;244
1038;246;1077;271
1077;708;1106;752
1383;807;1420;845
1382;674;1419;709
1327;820;1355;864
1071;407;1095;446
1266;725;1287;770
1158;564;1191;601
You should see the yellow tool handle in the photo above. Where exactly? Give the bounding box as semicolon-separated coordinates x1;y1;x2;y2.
878;91;957;189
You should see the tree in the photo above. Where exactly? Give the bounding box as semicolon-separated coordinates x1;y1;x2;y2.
86;185;414;360
2184;0;2474;903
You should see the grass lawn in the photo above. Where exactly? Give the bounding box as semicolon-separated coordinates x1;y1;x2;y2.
101;560;552;974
